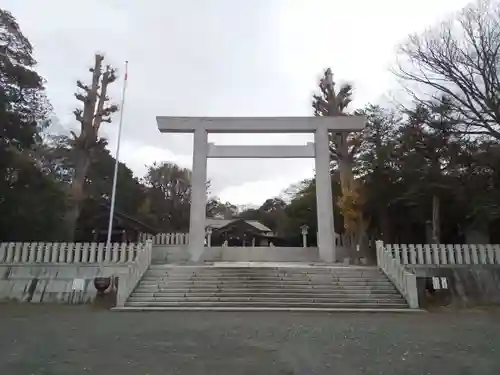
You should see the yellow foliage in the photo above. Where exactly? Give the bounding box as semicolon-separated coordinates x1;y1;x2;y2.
337;177;365;236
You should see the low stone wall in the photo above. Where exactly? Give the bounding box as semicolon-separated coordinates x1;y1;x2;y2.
0;264;128;304
407;265;500;307
152;245;320;263
219;247;319;262
152;246;191;263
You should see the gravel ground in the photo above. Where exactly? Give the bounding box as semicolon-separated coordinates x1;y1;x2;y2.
0;305;499;375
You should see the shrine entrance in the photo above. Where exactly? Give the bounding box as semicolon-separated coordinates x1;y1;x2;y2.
156;116;365;262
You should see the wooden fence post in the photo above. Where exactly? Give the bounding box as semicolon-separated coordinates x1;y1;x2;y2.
18;243;28;263
494;245;500;264
470;244;479;264
0;243;6;263
97;243;105;263
416;244;424;264
440;244;447;265
478;244;487;264
455;244;464;264
447;244;455;264
127;244;135;262
28;242;37;263
423;244;432;264
431;244;440;264
401;244;409;264
408;244;417;264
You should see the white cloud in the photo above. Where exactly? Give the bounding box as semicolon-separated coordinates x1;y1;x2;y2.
111;140;192;178
3;0;472;205
218;179;296;206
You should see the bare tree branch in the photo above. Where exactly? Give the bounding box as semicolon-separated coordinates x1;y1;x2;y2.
76;80;90;92
73;108;83;122
394;0;500;141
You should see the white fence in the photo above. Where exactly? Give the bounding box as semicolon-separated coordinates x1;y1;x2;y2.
142;232;349;247
140;232;353;247
384;243;500;266
376;241;419;308
0;242;143;264
139;232;189;245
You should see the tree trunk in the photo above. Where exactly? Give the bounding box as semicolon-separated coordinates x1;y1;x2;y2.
64;151;91;240
336;134;363;258
336;133;354;191
432;194;440;244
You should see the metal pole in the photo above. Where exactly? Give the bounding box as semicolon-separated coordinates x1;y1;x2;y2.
105;61;129;255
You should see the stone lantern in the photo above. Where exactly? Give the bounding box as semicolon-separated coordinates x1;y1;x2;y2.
300;224;309;248
206;226;212;247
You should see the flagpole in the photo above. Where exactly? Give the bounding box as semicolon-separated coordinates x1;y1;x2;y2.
105;61;129;258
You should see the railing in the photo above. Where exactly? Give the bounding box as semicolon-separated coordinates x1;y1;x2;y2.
385;243;500;265
139;232;189;245
376;240;419;308
142;231;350;247
116;240;153;307
0;242;142;264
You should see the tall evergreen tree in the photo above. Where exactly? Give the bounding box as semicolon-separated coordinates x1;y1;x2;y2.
0;9;64;241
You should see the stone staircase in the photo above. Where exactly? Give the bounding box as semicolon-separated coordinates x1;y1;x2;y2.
117;264;412;311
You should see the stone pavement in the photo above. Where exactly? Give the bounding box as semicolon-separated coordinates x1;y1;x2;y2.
0;304;499;374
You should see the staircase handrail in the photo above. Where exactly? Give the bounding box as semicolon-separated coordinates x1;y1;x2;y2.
376;240;419;308
116;240;153;307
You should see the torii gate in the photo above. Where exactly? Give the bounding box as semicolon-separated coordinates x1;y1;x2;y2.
156;116;365;262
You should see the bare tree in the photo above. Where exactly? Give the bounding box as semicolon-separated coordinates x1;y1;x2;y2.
312;68;367;253
394;0;500;140
312;68;359;189
64;54;118;239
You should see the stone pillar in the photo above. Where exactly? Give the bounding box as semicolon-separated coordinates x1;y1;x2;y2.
301;225;309;248
188;128;208;261
314;127;336;262
206;227;212;247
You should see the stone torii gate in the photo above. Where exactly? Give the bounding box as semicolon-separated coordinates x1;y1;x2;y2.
156;116;365;263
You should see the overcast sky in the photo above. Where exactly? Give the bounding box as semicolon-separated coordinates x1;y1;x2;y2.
5;0;471;205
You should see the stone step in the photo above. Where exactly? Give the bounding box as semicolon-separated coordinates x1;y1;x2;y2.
147;265;381;271
130;292;402;300
127;298;406;305
133;289;399;297
148;264;379;269
146;268;380;274
142;274;387;280
146;267;383;272
136;285;395;293
125;301;408;308
115;306;419;312
132;288;400;295
124;265;409;311
147;276;386;281
141;275;392;282
132;287;401;295
146;268;382;275
140;280;393;286
141;285;394;291
135;283;397;290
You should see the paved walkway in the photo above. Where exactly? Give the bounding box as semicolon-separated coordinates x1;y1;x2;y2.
0;305;499;374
